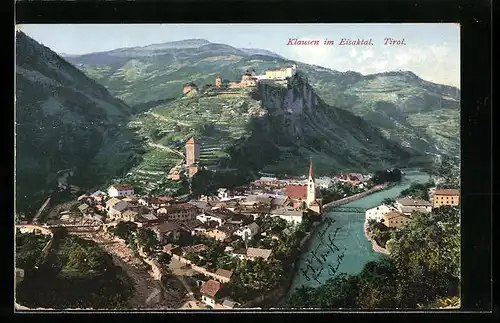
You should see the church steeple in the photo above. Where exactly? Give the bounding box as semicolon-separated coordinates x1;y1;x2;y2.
309;159;313;178
306;158;315;206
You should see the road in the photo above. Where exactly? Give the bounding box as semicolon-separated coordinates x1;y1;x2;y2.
147;112;191;127
147;142;184;158
73;231;182;309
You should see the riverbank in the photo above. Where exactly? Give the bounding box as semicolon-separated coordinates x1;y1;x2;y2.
287;170;430;298
258;182;396;308
363;222;390;256
322;182;391;210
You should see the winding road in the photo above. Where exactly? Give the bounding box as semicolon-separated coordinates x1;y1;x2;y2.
147;142;184;158
147;112;191;127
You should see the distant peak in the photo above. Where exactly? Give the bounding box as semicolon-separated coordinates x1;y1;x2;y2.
139;39;212;50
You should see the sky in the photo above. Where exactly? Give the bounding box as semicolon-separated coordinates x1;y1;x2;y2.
18;23;460;88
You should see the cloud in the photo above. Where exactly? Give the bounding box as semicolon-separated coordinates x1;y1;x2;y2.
301;43;459;87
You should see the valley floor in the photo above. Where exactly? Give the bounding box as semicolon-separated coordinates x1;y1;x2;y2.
72;231;183;309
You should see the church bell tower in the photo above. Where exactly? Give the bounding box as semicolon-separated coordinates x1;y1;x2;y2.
306;159;316;206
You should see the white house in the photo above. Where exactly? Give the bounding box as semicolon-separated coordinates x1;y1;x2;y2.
395;197;432;215
365;204;397;223
270;207;303;224
196;212;229;227
200;279;222;308
315;177;333;189
234;222;260;241
108;184;134;198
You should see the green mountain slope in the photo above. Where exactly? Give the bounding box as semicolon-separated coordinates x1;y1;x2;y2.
15;32;142;214
64;40;460;159
124;73;426;194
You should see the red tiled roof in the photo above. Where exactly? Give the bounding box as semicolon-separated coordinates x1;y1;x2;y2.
434;189;460;196
284;185;307;200
186;137;195;144
200;280;221;298
110;184;133;191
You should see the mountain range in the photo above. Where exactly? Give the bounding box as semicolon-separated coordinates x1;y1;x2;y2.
15;34;455;212
63;39;460;159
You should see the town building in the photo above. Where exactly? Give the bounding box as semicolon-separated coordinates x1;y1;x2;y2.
108;184;134;198
183;82;198;95
204;224;238;242
233;222;260;241
90;190;106;202
315;177;333;189
383;211;411;228
187;200;212;212
231;247;273;261
197;208;234;227
221;299;240;309
200;279;222;308
229;69;258;88
335;174;364;185
365;204;397;223
121;209;139;222
105;197;121;210
134;213;160;228
215;76;222;88
395;197;432;215
151;221;183;244
156;203;199;222
214;269;233;284
432;189;460;208
270;207;303;224
138;196;173;209
108;201;129;219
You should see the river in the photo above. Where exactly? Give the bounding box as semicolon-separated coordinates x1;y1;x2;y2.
287;169;430;295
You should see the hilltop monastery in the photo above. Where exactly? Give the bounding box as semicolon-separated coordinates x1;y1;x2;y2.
183;65;297;94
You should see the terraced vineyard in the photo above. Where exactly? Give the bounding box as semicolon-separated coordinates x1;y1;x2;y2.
125;88;265;192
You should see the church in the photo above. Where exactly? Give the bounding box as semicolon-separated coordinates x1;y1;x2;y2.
284;159;322;214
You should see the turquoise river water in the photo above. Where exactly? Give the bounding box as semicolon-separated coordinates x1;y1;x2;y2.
287;170;430;295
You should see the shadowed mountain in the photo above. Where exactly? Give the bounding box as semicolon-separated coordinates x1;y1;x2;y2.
15;31;142;215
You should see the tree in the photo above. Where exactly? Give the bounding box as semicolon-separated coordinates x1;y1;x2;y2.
136;228;159;254
285;204;460;309
113;221;138;241
184;252;200;264
382;198;396;207
158;252;172;266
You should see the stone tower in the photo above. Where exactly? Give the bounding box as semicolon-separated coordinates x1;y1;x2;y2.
306;159;316;206
215;76;222;88
185;137;200;166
